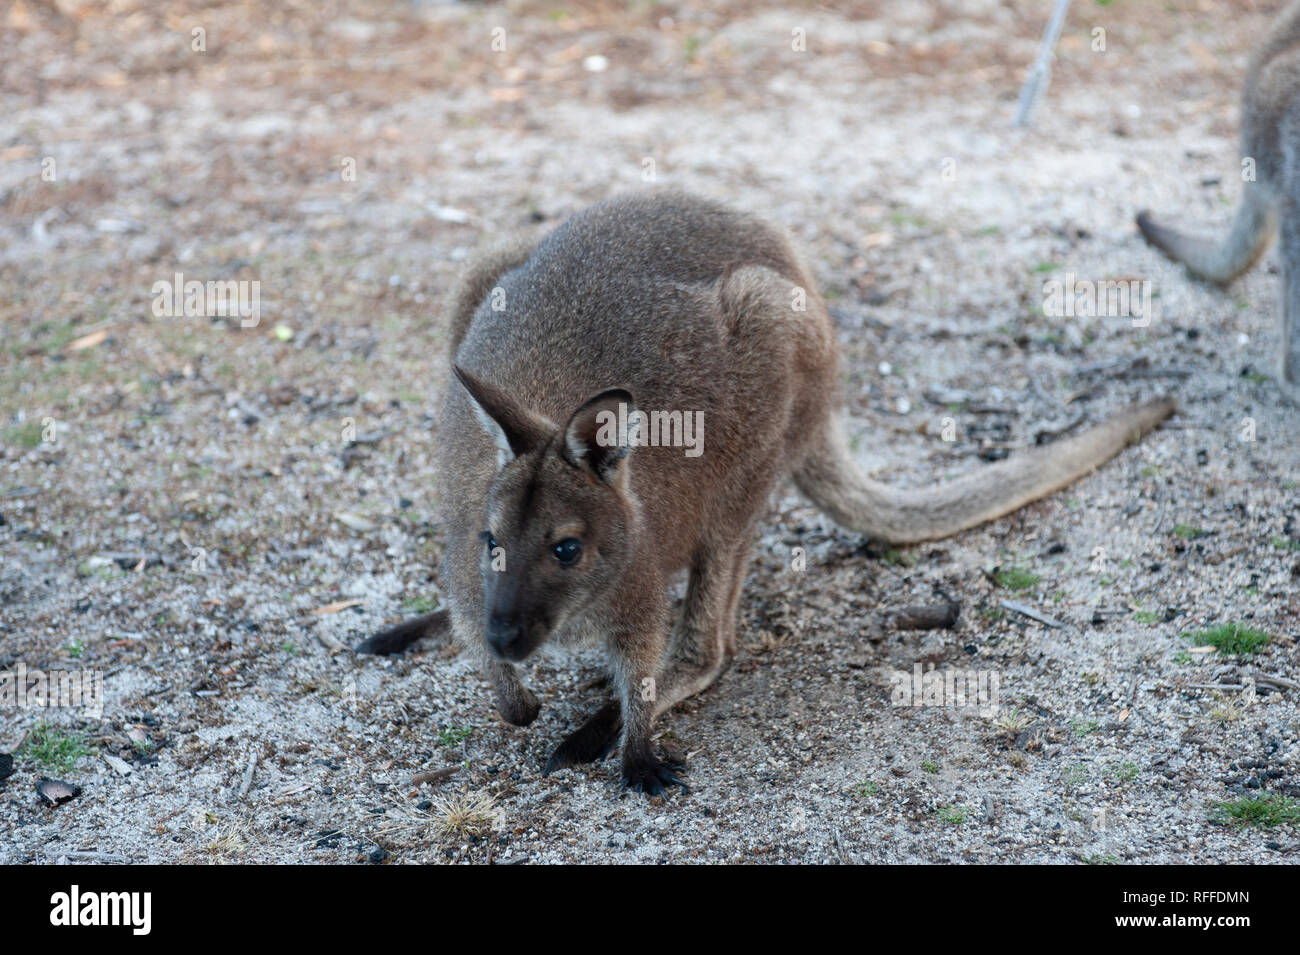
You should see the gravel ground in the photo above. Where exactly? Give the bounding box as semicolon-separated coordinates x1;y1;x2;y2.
1;0;1297;864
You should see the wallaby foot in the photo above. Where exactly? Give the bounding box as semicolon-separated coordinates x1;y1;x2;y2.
544;701;621;773
487;659;540;726
620;749;689;798
354;609;450;655
1279;199;1300;405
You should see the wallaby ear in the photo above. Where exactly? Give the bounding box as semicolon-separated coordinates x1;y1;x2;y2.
454;365;554;462
562;388;637;484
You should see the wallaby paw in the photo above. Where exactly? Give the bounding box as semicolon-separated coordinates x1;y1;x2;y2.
543;715;619;774
621;754;689;799
354;624;416;655
1276;373;1300;407
497;686;540;727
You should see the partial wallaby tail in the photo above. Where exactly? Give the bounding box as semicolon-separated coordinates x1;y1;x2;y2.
1136;185;1276;285
795;397;1174;545
355;609;450;655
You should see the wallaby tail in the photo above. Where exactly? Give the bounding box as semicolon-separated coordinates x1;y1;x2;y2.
795;397;1174;545
354;609;450;655
1136;185;1276;285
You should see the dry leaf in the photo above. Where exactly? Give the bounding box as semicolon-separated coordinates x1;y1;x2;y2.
335;512;376;533
66;328;109;352
311;598;363;616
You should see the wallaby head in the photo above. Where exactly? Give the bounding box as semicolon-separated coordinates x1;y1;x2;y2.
453;365;639;662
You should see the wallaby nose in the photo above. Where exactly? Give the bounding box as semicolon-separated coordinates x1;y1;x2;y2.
486;615;525;658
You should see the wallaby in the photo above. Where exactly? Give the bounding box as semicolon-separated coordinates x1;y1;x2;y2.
1136;0;1300;396
358;191;1173;797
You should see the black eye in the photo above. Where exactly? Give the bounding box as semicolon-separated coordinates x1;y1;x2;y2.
483;532;498;552
553;538;582;565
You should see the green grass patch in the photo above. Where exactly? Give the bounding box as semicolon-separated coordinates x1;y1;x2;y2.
4;422;44;448
1209;794;1300;828
401;594;440;614
437;727;473;747
18;722;95;773
1108;761;1139;783
1061;764;1088;786
936;804;968;825
1069;719;1099;737
1185;623;1271;656
995;565;1040;591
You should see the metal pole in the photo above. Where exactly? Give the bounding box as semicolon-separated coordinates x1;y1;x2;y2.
1013;0;1073;127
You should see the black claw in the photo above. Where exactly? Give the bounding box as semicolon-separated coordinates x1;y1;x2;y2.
621;756;689;798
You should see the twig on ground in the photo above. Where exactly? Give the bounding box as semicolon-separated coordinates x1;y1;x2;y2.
237;749;259;800
999;600;1065;628
412;766;459;787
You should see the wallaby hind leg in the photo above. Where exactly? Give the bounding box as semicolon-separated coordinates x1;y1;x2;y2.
1282;202;1300;398
544;701;621;773
1279;210;1300;399
651;537;753;719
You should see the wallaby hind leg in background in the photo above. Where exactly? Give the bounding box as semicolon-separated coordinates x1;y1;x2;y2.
361;191;1173;799
1281;202;1300;386
1136;0;1300;396
1280;113;1300;386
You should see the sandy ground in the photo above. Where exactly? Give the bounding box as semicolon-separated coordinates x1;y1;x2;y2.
1;0;1298;864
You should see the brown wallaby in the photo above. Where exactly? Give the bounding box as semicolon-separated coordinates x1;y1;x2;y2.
358;191;1173;797
1136;0;1300;396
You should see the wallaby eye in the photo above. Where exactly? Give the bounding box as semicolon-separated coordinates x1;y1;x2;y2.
482;531;498;552
553;538;582;566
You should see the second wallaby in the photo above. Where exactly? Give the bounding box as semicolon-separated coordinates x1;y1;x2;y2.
1136;0;1300;397
360;191;1173;797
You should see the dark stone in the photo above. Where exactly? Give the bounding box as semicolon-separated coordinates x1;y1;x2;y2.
36;777;81;808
